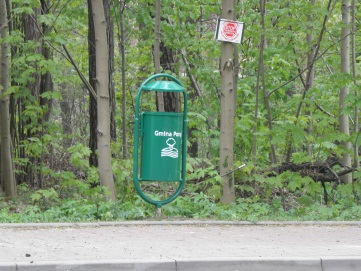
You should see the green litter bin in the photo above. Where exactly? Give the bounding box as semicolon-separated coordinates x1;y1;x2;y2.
133;74;188;208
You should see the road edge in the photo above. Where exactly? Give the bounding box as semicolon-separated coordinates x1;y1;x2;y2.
1;257;361;271
1;220;361;229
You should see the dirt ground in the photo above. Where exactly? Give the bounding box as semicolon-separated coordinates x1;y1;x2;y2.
1;223;361;263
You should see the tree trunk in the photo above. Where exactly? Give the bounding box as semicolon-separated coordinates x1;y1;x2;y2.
91;0;116;200
160;42;180;112
306;0;315;156
23;8;42;187
40;0;53;123
219;0;236;204
0;111;2;192
339;0;352;183
103;0;116;141
261;24;277;164
0;0;16;198
351;0;358;169
88;0;98;167
119;0;127;159
38;0;53;188
0;122;2;192
59;83;73;149
88;0;115;166
154;0;164;111
253;0;265;165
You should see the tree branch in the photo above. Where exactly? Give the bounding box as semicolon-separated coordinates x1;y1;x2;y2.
27;9;97;100
180;50;202;97
268;31;354;98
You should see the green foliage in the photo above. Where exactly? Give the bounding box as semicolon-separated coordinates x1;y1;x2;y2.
2;0;361;223
68;144;92;170
186;157;222;200
2;182;361;222
30;188;59;211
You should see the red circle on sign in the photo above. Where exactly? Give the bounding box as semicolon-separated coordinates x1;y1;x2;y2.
222;22;237;40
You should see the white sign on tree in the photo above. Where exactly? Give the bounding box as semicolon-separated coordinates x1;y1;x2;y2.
215;19;245;44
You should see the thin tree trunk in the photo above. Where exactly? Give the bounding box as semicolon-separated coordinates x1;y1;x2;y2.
165;17;202;98
119;0;127;159
40;0;53;123
258;0;277;165
5;0;11;33
0;0;16;198
351;0;358;169
339;0;352;183
39;0;53;188
0;111;2;192
233;37;239;126
306;0;315;156
160;42;179;112
253;0;264;165
23;8;42;188
88;0;98;167
220;0;236;204
285;0;332;162
59;83;73;149
103;0;116;141
262;60;277;164
154;0;164;111
91;0;116;200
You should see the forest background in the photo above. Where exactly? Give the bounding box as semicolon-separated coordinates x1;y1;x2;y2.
0;0;361;222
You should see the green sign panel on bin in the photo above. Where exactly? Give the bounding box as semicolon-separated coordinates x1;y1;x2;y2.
141;112;183;181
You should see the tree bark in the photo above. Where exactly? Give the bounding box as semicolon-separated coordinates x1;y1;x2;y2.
339;0;352;183
0;109;2;192
91;0;116;200
23;7;42;187
351;0;358;169
88;0;115;166
38;0;53;188
254;0;276;165
0;0;16;198
103;0;116;141
40;0;53;123
59;83;73;149
87;0;98;167
160;42;179;112
119;0;127;159
220;0;236;204
306;0;315;156
154;0;164;111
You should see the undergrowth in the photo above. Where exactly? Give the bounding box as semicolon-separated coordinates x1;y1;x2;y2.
1;185;361;223
1;156;361;223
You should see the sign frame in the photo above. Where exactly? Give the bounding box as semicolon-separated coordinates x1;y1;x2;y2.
215;18;245;44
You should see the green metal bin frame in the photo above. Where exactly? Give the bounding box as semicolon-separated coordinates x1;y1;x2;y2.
133;73;188;208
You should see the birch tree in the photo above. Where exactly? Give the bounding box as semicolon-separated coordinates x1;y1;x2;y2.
91;0;116;200
0;0;16;198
